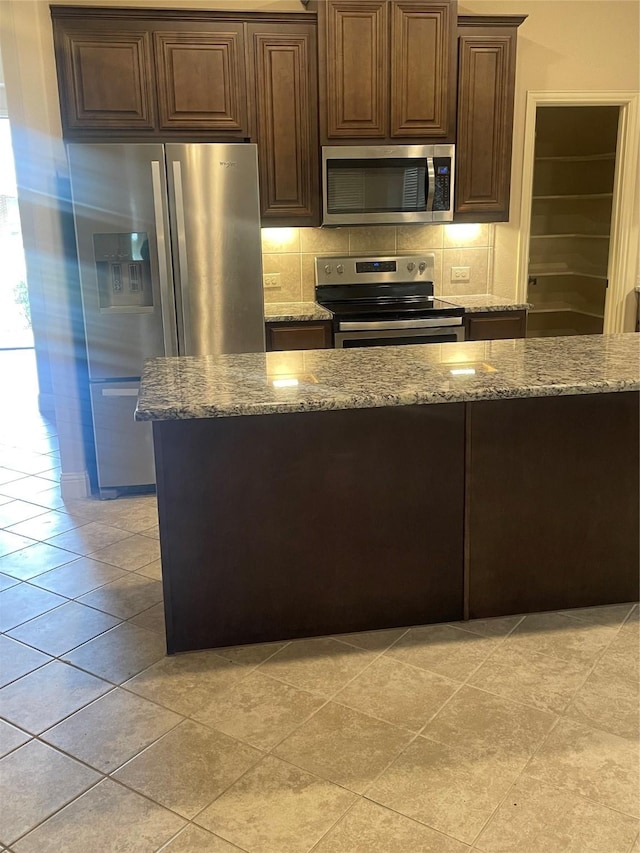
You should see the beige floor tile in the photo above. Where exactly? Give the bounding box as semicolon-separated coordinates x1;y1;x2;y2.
135;557;162;580
30;556;127;598
129;602;166;634
159;825;245;851
0;500;47;528
8;600;119;656
274;701;412;794
0;475;53;500
257;637;374;696
0;660;111;734
108;501;159;534
385;624;499;682
23;486;66;511
503;612;620;664
193;670;323;749
42;687;182;772
11;778;186;853
334;655;458;731
313;798;470;853
560;603;635;626
593;621;639;683
140;524;160;540
114;719;262;819
334;627;408;651
6;510;83;541
0;541;76;580
61;497;132;525
124;649;246;715
196;755;356;853
214;641;288;667
449;615;523;638
0;582;66;631
63;622;166;684
468;645;590;713
565;670;640;739
475;776;639;853
0;635;51;688
89;533;160;570
367;735;516;845
0;529;35;559
0;719;30;758
0;570;20;590
423;685;556;769
0;739;100;845
525;718;640;817
46;521;131;556
78;572;163;618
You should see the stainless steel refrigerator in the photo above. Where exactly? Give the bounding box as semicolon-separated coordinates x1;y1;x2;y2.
67;143;265;497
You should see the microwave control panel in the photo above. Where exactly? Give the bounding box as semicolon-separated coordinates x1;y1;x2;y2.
433;158;451;212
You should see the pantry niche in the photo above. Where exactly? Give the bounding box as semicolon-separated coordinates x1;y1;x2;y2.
526;105;620;337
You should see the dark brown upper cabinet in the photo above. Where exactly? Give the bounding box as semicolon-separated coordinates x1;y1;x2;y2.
454;15;526;222
53;24;156;131
247;22;320;226
318;0;457;143
154;26;248;134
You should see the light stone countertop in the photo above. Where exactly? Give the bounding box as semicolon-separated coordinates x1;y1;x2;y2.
264;302;333;322
264;296;529;322
136;333;640;421
440;293;531;312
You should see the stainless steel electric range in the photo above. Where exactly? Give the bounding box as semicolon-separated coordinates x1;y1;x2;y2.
315;254;464;348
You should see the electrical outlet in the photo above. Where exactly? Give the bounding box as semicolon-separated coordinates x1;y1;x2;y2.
263;273;281;289
451;266;471;283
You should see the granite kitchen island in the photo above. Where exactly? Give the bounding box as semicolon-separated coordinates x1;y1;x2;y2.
137;334;640;653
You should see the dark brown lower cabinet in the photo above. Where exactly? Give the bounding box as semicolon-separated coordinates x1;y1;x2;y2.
464;309;526;340
154;404;465;652
466;392;640;618
265;320;333;351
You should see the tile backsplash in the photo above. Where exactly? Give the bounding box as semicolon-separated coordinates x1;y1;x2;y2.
261;224;494;302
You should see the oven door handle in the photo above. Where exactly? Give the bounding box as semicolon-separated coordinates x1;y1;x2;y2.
338;316;463;331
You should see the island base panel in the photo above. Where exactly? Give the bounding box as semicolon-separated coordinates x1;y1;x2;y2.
467;392;640;618
153;404;465;653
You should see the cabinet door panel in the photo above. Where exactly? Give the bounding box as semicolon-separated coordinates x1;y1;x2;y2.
390;1;455;138
249;24;319;225
455;29;517;221
265;322;332;351
154;29;247;132
464;311;526;341
56;29;155;130
324;0;388;139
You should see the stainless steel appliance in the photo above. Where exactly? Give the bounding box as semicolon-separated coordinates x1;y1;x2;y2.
315;254;464;348
68;143;265;497
322;145;454;225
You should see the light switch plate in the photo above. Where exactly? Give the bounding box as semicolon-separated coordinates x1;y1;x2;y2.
451;266;471;282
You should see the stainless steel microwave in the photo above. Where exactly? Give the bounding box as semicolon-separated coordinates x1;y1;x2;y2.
322;144;455;226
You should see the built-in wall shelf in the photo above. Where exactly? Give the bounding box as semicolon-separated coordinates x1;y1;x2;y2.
534;152;615;163
528;266;608;280
532;193;613;201
530;233;610;240
529;303;604;320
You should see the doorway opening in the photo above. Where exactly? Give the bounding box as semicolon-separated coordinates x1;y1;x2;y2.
526;105;619;337
0;115;32;350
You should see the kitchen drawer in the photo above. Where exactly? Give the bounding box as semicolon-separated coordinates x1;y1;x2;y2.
265;320;333;351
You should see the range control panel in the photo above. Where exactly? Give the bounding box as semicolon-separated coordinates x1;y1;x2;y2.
315;254;435;286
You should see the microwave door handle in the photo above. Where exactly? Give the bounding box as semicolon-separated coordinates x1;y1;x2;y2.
426;158;436;212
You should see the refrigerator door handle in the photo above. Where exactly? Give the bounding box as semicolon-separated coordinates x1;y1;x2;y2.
151;159;178;357
171;160;193;354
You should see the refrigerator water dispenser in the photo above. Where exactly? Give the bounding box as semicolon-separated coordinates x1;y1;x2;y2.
93;232;153;311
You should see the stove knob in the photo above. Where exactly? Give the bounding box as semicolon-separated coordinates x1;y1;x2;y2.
406;262;416;272
324;264;332;275
418;262;427;273
336;264;344;275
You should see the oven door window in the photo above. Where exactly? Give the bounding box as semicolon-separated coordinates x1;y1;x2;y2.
326;158;427;215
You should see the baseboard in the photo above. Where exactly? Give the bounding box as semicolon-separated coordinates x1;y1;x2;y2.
60;470;91;501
